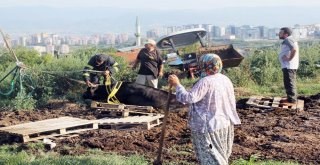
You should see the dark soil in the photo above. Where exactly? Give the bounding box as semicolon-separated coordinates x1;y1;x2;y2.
0;94;319;164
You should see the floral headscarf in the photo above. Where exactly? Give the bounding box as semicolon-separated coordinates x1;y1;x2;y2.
200;54;223;78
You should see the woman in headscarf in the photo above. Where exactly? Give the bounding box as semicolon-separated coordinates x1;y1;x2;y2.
168;54;241;165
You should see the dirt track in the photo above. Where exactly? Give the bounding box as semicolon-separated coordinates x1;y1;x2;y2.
0;94;319;164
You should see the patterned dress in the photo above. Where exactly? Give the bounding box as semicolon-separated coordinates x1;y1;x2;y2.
175;73;241;165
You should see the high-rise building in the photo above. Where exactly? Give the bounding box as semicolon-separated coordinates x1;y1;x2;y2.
88;37;98;45
29;46;46;55
31;34;41;45
41;33;49;41
51;34;60;45
116;33;129;44
166;26;176;35
292;27;308;39
80;37;89;45
202;24;213;41
183;24;202;30
43;37;53;45
212;26;225;39
19;36;27;46
100;34;115;45
268;28;280;40
257;26;269;39
146;29;159;39
59;44;70;54
243;27;260;40
46;45;55;55
226;25;237;36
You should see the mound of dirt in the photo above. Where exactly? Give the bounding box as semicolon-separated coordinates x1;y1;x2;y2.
0;94;319;164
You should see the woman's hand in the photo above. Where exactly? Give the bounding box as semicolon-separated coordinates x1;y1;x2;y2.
168;74;180;87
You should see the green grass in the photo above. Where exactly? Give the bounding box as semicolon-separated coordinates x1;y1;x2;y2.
0;145;301;165
166;144;193;157
0;145;148;165
231;155;299;165
297;76;320;95
232;159;299;165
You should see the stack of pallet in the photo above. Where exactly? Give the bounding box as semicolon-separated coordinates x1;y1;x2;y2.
90;101;164;130
246;96;304;111
0;102;163;143
91;101;156;117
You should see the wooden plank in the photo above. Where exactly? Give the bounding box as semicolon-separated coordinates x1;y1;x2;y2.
125;105;154;112
98;108;155;117
246;96;264;105
122;111;129;117
246;96;257;105
263;101;270;106
271;103;279;107
92;102;155;113
100;119;162;130
93;123;99;129
251;104;271;108
99;104;125;110
97;115;164;125
59;129;66;134
51;133;80;140
273;97;282;102
0;117;97;135
271;97;281;107
145;123;151;130
296;100;304;111
22;128;97;142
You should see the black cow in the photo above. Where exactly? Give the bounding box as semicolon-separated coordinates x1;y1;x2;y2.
83;82;186;110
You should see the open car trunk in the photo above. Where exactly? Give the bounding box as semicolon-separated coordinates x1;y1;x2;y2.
198;44;243;68
157;28;244;68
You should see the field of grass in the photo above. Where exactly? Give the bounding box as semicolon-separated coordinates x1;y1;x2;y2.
0;144;300;165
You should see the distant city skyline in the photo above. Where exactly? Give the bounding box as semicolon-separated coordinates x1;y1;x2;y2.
0;1;320;35
3;22;319;57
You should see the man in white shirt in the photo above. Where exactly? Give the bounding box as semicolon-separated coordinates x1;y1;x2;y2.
278;27;299;104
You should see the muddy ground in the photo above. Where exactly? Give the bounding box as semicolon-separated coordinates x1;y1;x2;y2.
0;94;319;164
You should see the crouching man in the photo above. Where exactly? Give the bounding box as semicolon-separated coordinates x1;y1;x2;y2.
83;54;119;87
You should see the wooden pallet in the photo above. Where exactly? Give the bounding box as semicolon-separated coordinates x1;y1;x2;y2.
91;101;155;113
0;117;98;142
97;114;164;130
91;101;126;110
91;101;156;117
97;108;156;117
246;96;304;111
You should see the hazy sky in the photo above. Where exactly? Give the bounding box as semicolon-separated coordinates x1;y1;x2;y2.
2;0;320;9
1;0;320;34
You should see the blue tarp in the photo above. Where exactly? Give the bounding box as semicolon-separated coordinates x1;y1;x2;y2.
166;53;183;65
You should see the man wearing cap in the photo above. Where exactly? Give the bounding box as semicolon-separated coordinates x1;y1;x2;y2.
278;27;299;104
83;54;119;87
132;39;164;88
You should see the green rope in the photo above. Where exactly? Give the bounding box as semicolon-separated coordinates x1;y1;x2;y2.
22;73;35;97
0;80;15;96
0;67;18;96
